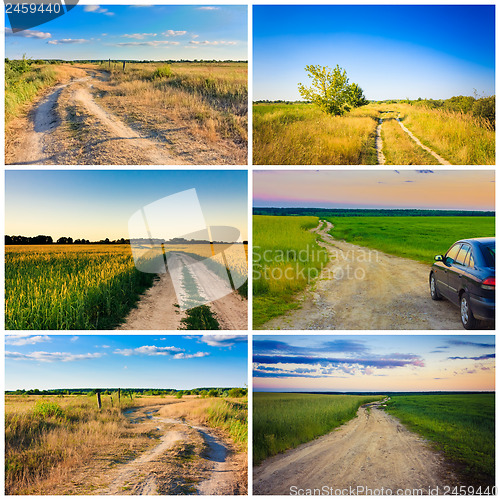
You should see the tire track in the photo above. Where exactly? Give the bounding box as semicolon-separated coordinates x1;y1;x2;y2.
375;116;385;165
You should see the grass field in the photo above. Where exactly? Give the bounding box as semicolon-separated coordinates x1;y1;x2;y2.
253;393;383;464
326;216;495;263
384;394;495;484
97;61;247;156
253;102;494;165
5;393;247;494
253;216;329;328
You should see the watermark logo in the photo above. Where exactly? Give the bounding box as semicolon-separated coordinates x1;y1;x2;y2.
128;188;247;311
5;0;79;34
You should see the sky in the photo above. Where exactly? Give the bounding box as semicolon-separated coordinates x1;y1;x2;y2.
5;170;248;241
253;335;495;392
253;5;495;101
5;335;248;391
5;5;247;60
253;170;495;211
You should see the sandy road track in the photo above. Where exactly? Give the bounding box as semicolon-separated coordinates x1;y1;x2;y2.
261;221;465;330
375;117;385;165
254;402;457;495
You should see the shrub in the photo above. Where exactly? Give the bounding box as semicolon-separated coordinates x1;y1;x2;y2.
32;401;65;419
150;65;172;80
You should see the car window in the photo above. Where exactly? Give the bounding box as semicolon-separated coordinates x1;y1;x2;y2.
480;243;495;267
467;251;475;268
455;245;470;266
445;244;461;265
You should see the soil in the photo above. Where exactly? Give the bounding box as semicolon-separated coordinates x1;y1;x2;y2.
261;220;471;330
253;402;458;495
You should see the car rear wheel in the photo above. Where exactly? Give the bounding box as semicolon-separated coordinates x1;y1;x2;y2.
430;273;442;300
460;293;478;330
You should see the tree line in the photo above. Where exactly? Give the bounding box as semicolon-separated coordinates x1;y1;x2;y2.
5;235;130;245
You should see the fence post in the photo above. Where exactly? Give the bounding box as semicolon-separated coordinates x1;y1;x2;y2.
118;388;121;404
96;389;102;409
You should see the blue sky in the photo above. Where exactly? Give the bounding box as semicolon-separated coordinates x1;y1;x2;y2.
5;335;248;390
253;335;495;392
5;170;248;240
253;5;495;101
5;5;248;60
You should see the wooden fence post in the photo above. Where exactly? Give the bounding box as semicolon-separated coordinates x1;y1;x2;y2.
96;390;102;409
118;388;121;404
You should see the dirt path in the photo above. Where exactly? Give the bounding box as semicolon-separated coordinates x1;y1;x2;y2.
118;255;247;330
7;69;193;165
261;220;462;330
254;402;457;495
375;117;385;165
97;406;239;495
396;114;451;165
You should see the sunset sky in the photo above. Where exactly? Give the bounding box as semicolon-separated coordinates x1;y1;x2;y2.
5;5;247;60
253;335;495;392
254;170;495;211
5;335;248;391
254;5;494;100
6;170;248;241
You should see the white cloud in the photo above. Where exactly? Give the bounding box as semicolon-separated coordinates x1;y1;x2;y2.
122;33;157;40
162;30;187;37
173;352;210;359
70;336;79;342
5;28;51;39
200;335;247;347
5;335;51;346
84;5;114;15
114;345;184;356
48;39;90;45
110;41;179;47
189;40;237;46
197;6;220;10
6;351;103;362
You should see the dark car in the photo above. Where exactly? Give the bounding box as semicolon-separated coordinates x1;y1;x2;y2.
430;237;495;329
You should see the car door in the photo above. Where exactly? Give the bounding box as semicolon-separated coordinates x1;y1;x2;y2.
435;243;461;300
447;243;471;305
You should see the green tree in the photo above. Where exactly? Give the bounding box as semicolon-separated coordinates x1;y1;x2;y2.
298;64;367;115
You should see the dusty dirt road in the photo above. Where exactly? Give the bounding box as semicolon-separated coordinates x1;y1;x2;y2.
96;405;242;495
6;67;242;165
119;253;247;330
254;402;457;495
262;220;464;330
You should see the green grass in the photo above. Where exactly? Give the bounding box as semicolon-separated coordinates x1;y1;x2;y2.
253;393;383;464
206;399;248;446
5;245;156;330
180;305;220;330
326;216;495;263
253;215;329;328
384;394;495;485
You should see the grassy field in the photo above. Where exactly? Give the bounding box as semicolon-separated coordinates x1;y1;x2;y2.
253;216;329;328
384;394;495;485
96;61;247;160
253;102;494;165
5;393;247;494
253;102;378;165
253;393;383;464
326;216;495;263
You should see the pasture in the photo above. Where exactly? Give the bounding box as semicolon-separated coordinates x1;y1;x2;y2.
253;393;383;464
384;394;495;484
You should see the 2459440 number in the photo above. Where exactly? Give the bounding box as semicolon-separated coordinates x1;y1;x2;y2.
5;3;61;14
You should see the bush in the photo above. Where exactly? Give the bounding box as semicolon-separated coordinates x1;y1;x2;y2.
32;401;65;419
472;96;495;127
150;65;172;80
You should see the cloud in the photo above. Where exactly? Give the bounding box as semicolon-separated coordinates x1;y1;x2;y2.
416;170;434;174
162;30;187;37
70;336;79;342
114;345;184;356
84;5;114;15
48;39;90;45
200;335;247;347
5;28;52;39
447;340;495;349
253;369;324;379
6;351;103;362
173;352;210;359
403;180;415;183
197;6;220;9
109;41;179;47
122;33;157;39
448;354;495;361
6;335;50;346
189;40;237;46
253;339;368;355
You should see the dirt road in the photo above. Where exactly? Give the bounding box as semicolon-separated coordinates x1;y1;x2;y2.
262;220;463;330
119;253;247;330
254;402;456;495
97;406;241;495
6;67;240;165
375;117;385;165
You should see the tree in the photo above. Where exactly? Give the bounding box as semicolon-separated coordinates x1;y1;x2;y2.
298;64;367;115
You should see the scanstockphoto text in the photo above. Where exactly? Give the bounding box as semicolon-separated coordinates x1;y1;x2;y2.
289;485;498;496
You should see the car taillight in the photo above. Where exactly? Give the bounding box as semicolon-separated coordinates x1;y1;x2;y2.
481;277;495;290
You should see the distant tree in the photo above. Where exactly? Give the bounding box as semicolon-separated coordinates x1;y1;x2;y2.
208;389;218;397
298;64;367;115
